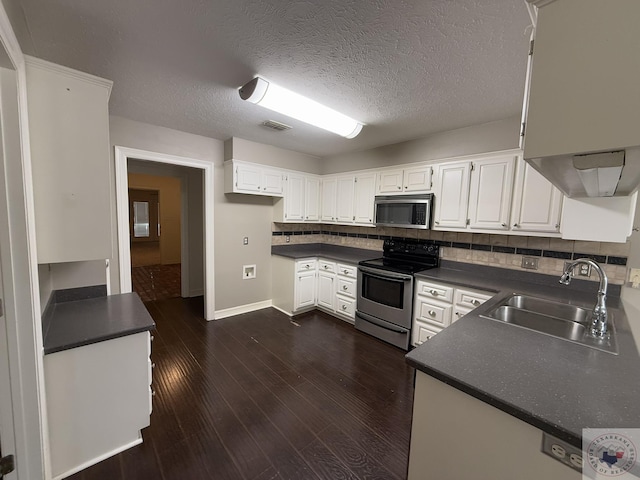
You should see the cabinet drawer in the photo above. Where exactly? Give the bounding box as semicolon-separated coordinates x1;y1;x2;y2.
453;305;473;323
337;278;356;298
296;259;317;273
415;298;452;328
337;263;357;279
412;320;442;347
336;295;356;318
318;260;336;273
454;288;493;309
416;281;454;303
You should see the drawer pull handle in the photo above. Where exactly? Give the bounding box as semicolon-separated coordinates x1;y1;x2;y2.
430;289;438;296
428;310;436;317
471;299;481;306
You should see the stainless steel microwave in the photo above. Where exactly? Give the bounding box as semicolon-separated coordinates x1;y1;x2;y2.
374;194;433;229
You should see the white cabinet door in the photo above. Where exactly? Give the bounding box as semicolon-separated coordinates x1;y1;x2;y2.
26;59;113;263
511;160;563;233
295;271;316;310
353;173;376;225
235;163;262;193
434;161;471;229
262;169;284;195
321;176;337;222
317;271;335;311
468;156;516;231
378;170;404;193
285;173;305;221
336;176;355;223
403;166;433;192
305;176;321;222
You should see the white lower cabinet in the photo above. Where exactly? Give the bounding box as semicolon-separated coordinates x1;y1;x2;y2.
412;279;493;347
294;259;317;311
44;331;152;479
334;263;357;322
317;262;336;311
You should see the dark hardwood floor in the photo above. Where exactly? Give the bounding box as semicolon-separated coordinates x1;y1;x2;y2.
69;298;416;480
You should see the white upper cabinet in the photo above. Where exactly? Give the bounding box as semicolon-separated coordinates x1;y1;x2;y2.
353;173;376;225
321;176;338;222
284;172;305;221
377;166;433;195
468;156;516;231
26;57;113;263
511;160;563;233
224;160;284;196
336;176;355;223
305;176;321;222
434;161;471;229
523;0;640;160
403;166;433;192
378;170;404;193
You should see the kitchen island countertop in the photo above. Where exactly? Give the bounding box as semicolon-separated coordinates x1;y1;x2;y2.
43;291;155;354
407;262;640;448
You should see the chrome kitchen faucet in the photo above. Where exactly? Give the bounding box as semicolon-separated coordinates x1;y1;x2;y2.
559;259;608;337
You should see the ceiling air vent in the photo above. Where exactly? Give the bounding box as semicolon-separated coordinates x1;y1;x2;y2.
261;120;291;132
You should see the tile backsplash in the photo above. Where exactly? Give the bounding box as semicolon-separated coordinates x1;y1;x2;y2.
272;223;630;285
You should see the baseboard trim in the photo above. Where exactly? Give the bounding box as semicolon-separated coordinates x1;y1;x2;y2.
214;300;273;320
52;435;143;480
188;289;204;297
271;305;294;317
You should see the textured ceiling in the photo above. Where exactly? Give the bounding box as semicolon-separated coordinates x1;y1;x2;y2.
16;0;532;157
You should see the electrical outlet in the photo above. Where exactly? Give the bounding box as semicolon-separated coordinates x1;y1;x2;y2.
521;256;538;270
243;236;249;245
564;261;591;277
630;268;640;288
285;235;290;243
541;433;582;472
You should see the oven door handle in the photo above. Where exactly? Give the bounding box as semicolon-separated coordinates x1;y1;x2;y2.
356;312;409;334
358;266;412;282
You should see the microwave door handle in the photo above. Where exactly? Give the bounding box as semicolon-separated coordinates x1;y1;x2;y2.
358;267;412;282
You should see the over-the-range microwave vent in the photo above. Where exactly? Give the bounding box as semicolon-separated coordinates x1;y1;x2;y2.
261;120;292;132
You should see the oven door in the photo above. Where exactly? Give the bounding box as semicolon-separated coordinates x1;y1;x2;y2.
357;266;413;329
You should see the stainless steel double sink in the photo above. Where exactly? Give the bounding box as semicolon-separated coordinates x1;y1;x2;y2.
480;293;618;354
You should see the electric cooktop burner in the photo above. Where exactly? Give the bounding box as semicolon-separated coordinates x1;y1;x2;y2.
359;239;440;274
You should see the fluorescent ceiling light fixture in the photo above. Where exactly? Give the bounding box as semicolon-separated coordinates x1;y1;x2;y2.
239;76;363;139
573;151;625;197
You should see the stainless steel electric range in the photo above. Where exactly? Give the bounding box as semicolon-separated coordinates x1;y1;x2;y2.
356;239;440;350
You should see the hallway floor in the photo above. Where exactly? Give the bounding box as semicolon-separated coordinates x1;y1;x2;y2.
69;298;415;480
131;264;182;302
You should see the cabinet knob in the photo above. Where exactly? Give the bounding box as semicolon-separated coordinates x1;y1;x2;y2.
428;310;436;317
430;289;438;296
150;335;154;342
404;186;408;189
151;389;156;397
471;299;481;306
151;362;156;369
555;223;560;229
397;186;401;190
352;216;355;221
342;305;347;310
435;221;439;225
456;312;462;316
324;265;329;269
501;223;506;227
513;223;519;228
342;285;348;291
343;270;349;274
306;264;311;269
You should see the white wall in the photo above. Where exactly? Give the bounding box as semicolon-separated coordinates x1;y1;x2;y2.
226;137;322;174
321;116;521;174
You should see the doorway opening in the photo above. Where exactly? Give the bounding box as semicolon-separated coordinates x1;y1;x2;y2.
114;146;215;320
128;183;182;302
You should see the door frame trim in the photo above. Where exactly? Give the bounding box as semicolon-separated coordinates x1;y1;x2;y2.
114;146;215;320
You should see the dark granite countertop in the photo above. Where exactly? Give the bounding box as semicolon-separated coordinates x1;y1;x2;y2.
407;262;640;448
271;243;380;265
43;291;155;355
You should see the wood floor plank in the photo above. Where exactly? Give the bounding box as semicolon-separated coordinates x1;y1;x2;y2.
72;300;413;480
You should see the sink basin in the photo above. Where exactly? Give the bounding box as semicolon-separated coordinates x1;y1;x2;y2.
481;294;617;354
